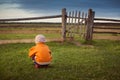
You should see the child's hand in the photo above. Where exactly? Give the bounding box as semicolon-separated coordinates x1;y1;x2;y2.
49;52;51;55
31;55;35;60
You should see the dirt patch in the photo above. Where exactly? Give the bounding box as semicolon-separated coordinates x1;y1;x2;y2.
0;38;63;44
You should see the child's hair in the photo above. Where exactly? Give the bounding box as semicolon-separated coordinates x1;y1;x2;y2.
35;34;46;43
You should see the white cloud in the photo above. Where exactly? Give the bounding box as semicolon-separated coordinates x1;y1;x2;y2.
0;3;61;22
0;3;40;19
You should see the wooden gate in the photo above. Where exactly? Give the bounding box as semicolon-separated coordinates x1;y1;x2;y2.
66;10;87;40
62;8;95;41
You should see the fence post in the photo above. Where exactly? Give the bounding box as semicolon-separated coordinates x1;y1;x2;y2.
62;8;67;41
85;9;95;41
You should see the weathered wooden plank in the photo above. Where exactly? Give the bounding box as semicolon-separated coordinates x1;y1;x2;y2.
62;8;67;41
93;31;120;34
85;9;95;41
0;15;62;21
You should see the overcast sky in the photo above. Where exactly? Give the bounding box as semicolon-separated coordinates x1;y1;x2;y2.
0;0;120;22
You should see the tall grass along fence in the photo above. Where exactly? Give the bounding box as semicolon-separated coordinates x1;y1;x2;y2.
0;8;120;41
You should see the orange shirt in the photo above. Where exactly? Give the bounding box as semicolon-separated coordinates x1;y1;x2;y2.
29;43;52;63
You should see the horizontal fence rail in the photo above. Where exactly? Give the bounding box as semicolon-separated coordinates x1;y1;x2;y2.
93;27;120;29
93;31;120;34
94;18;120;22
0;16;120;22
94;23;120;26
67;16;86;19
0;15;62;21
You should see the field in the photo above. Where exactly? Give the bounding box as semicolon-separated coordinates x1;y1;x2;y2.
0;40;120;80
0;23;61;40
0;23;120;41
0;23;120;80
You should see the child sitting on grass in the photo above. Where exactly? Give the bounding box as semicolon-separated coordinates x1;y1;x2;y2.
29;34;52;68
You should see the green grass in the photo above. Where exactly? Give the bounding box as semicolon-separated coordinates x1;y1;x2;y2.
0;27;61;30
0;26;61;40
0;34;36;40
0;23;61;28
0;40;120;80
0;33;61;40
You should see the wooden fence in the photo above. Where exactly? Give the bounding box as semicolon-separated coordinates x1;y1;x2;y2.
62;8;120;41
0;8;95;41
0;15;62;21
64;9;87;41
0;8;120;41
61;8;95;41
93;18;120;40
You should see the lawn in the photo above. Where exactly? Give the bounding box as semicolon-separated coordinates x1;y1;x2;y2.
0;33;61;40
0;40;120;80
0;26;61;40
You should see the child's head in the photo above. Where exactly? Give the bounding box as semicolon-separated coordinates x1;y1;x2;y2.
35;34;46;43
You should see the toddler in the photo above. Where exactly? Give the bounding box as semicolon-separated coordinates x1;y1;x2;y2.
29;34;52;68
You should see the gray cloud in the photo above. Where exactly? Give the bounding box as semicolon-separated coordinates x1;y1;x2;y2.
0;0;119;19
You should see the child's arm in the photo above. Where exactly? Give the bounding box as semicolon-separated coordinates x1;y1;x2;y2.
29;46;37;58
